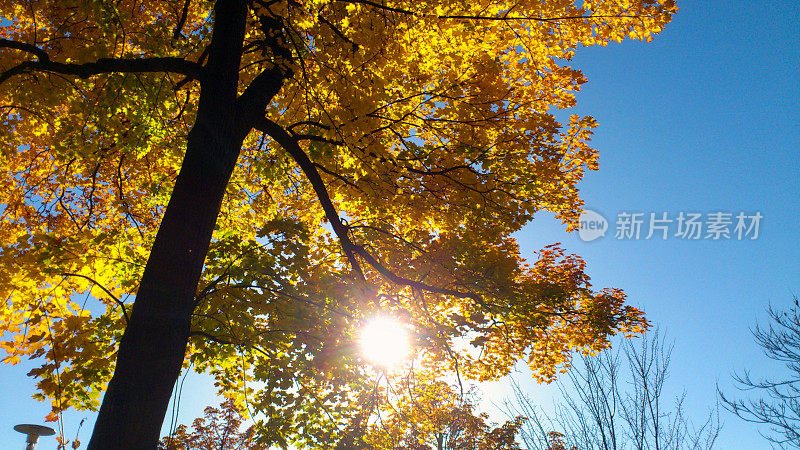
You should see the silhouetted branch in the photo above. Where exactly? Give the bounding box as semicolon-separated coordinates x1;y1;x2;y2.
720;297;800;446
0;39;202;85
255;117;366;281
173;0;192;39
60;272;129;324
507;330;720;450
318;13;360;51
257;117;492;311
335;1;644;22
288;120;331;132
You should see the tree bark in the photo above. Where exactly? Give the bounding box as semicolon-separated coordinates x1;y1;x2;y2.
87;123;239;448
86;0;287;447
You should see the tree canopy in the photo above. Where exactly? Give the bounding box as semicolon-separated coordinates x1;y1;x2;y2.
363;377;525;449
0;0;674;447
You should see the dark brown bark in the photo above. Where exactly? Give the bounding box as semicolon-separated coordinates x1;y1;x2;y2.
87;1;286;447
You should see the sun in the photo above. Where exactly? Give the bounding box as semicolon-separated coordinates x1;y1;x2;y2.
359;316;411;368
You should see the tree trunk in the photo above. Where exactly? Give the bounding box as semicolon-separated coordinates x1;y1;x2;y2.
87;122;239;448
86;0;279;447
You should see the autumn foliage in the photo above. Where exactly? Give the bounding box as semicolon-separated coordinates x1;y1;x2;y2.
0;0;673;446
159;399;256;450
364;378;525;449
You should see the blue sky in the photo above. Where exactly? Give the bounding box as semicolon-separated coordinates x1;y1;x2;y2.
509;1;799;447
1;1;798;448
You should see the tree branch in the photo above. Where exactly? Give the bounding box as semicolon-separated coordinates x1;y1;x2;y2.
235;66;288;133
288;120;331;132
350;242;492;311
255;117;366;282
189;330;234;345
0;39;49;60
173;0;193;39
0;39;202;85
61;272;129;324
334;0;639;22
256;117;492;311
292;134;344;145
318;13;360;51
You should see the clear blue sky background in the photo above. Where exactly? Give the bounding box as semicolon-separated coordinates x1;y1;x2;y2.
508;1;799;448
1;1;798;448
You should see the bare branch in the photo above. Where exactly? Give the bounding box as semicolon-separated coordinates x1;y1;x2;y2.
508;330;720;450
721;297;800;446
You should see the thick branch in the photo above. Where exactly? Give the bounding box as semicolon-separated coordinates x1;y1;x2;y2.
173;0;193;39
0;39;49;60
235;66;289;133
255;117;365;281
0;40;202;84
288;120;331;132
256;117;492;311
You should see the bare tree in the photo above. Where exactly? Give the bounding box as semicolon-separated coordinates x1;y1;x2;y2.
720;297;800;447
507;330;720;450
